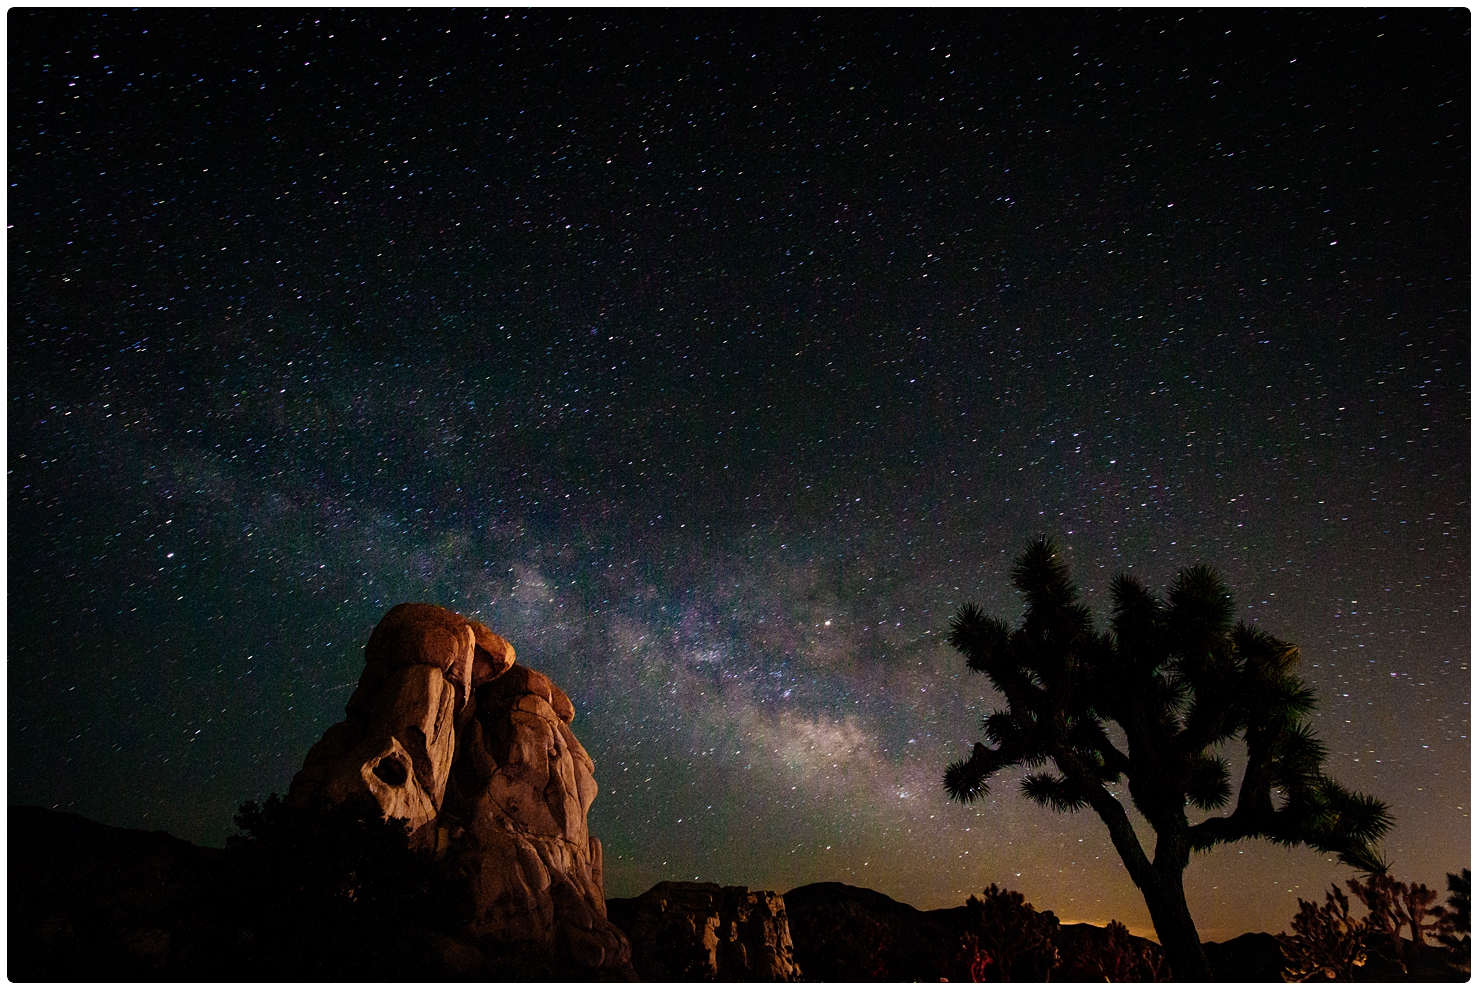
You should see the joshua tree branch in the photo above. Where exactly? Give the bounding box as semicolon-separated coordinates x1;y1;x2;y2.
1187;794;1275;850
1053;745;1154;888
1187;730;1286;849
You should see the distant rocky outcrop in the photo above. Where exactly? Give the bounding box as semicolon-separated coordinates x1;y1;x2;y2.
605;881;801;981
286;602;633;977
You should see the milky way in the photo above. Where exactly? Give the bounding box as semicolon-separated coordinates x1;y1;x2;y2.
9;10;1468;940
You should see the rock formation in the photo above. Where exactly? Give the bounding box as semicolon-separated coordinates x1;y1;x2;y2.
604;881;801;981
286;602;631;976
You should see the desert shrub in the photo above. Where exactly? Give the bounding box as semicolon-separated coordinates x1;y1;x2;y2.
956;931;994;982
958;884;1060;981
1279;884;1368;982
1346;871;1456;972
857;917;894;980
221;794;442;979
1065;920;1171;982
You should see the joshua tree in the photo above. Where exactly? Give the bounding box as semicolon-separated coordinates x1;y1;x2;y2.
942;538;1392;980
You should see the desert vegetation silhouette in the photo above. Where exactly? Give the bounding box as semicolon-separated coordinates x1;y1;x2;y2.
942;537;1391;980
1278;868;1470;980
222;794;443;979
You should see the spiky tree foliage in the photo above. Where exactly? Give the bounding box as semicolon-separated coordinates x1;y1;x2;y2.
943;538;1392;981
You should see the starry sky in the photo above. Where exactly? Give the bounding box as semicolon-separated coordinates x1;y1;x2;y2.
9;10;1469;941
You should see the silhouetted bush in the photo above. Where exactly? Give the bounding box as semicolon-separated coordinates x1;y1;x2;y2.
1279;883;1369;982
956;883;1060;981
1438;869;1471;971
1057;919;1171;982
219;793;443;979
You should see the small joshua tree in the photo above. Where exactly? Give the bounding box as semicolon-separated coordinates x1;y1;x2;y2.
1279;883;1369;982
1345;871;1402;960
943;538;1392;979
1395;880;1450;954
1094;920;1171;982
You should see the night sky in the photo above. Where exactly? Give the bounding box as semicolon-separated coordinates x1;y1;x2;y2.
9;10;1468;941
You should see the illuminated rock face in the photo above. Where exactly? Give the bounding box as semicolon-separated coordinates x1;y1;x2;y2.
287;603;631;973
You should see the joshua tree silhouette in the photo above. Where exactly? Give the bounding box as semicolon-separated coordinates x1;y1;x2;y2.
941;537;1391;980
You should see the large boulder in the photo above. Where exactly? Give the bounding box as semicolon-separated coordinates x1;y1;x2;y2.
287;602;631;977
605;881;802;981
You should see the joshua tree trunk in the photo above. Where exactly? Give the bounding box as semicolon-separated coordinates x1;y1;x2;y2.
1137;866;1213;981
1085;788;1213;981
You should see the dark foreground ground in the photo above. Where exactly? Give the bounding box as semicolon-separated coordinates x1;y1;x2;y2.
9;807;1465;981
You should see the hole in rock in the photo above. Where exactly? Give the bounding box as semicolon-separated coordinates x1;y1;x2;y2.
373;756;408;786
